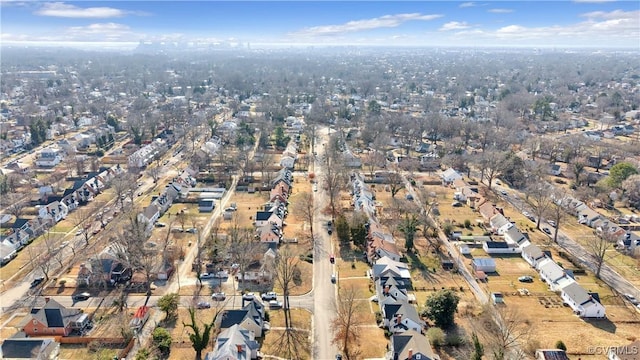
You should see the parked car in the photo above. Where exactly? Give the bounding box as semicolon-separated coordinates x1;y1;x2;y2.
196;301;211;309
268;300;283;309
329;254;335;264
451;201;462;207
331;273;336;284
243;292;255;301
261;292;278;301
542;227;552;235
336;355;343;360
211;292;226;301
547;220;556;227
30;276;45;288
213;271;229;278
500;189;508;196
73;292;91;301
186;228;198;233
155;222;167;228
199;273;214;279
624;294;639;305
518;276;534;283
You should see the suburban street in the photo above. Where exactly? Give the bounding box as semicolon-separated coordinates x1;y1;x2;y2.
311;126;340;360
499;187;640;300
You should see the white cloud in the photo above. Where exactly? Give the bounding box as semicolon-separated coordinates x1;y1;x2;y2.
459;2;476;8
488;8;514;14
439;21;471;31
65;23;138;41
35;2;127;18
292;13;443;37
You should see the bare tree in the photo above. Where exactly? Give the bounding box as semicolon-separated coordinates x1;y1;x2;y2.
271;246;307;358
548;192;567;244
479;306;531;360
4;194;26;218
147;165;162;183
589;229;616;278
527;182;553;230
292;192;316;241
227;217;265;286
332;284;364;360
387;170;404;198
322;136;348;219
71;207;91;245
110;173;136;209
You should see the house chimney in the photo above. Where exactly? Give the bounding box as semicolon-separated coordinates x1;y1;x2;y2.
44;297;50;303
408;348;413;359
396;314;402;324
236;344;243;353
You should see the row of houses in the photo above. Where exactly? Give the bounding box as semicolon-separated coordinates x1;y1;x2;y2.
352;173;440;360
205;141;301;359
0;166;123;266
456;170;608;319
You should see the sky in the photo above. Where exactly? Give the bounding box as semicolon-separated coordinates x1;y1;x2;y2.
1;1;639;49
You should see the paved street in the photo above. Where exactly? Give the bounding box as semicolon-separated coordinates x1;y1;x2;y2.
311;126;340;360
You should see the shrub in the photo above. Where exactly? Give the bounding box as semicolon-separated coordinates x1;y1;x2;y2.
464;219;472;229
554;178;567;184
555;340;567;351
375;311;383;324
446;334;465;347
426;327;446;347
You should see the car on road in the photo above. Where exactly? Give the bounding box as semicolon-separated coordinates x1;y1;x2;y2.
336;355;343;360
330;254;335;264
73;292;91;301
623;294;639;305
547;220;556;227
500;189;508;196
495;180;502;185
30;276;45;288
199;273;215;279
196;301;211;309
313;184;318;192
261;292;278;301
542;227;552;235
518;276;534;283
211;292;226;301
451;201;462;207
243;292;256;301
331;273;336;284
75;229;84;236
155;222;167;227
186;228;198;233
268;300;283;309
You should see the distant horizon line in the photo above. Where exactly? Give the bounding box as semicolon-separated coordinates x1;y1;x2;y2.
1;41;639;52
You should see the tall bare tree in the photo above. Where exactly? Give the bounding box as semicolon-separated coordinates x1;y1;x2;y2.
332;284;364;360
589;229;616;278
292;192;316;241
527;182;553;230
478;306;531;360
271;246;307;358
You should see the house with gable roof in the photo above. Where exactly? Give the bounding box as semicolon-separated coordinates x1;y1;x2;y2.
560;281;605;318
521;244;547;268
205;324;259;360
387;329;440;360
21;298;89;337
537;258;574;291
1;335;60;360
382;302;424;334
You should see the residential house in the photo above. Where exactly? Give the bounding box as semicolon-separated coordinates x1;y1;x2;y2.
489;214;513;235
0;243;18;265
608;340;640;360
535;349;570;360
254;211;282;228
139;204;160;231
217;307;265;337
279;155;295;169
471;258;496;273
21;298;88;337
548;164;561;176
198;199;215;212
478;201;500;223
256;224;281;245
383;302;424;333
37;201;68;224
0;335;60;360
35;147;63;168
521;244;547;268
482;241;522;254
367;231;401;264
343;151;362;168
371;257;411;282
441;168;462;184
504;226;530;248
537;258;573;291
578;206;602;226
560;282;605;318
387;329;440;360
206;324;260;360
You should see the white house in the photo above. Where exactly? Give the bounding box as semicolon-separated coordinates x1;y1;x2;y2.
441;168;463;183
38;201;68;224
35;147;63;167
490;214;513;235
504;226;530;248
560;281;605;318
521;244;547;268
254;211;282;228
537;258;573;291
279;155;295;169
483;241;522;254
